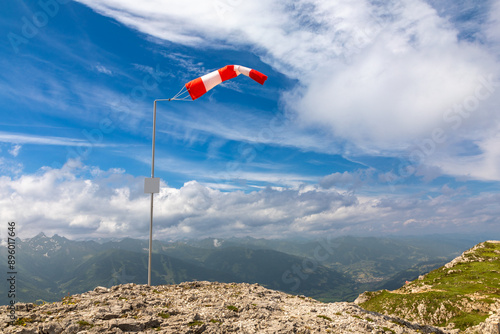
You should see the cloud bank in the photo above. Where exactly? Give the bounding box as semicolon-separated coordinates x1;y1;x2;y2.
2;160;499;240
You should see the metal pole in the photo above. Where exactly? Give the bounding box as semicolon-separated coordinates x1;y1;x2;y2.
148;100;157;286
148;99;170;286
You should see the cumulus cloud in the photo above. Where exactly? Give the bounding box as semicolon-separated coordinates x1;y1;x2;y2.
1;160;145;238
1;160;499;240
0;156;23;176
287;0;499;156
486;0;500;52
320;169;375;190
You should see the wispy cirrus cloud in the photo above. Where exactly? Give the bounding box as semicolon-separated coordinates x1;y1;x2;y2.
0;131;111;147
94;64;113;75
8;144;22;157
0;131;106;145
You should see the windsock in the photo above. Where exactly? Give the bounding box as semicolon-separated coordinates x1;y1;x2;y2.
185;65;267;100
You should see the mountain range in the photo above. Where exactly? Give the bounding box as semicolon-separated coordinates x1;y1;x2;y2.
2;240;499;333
0;233;483;305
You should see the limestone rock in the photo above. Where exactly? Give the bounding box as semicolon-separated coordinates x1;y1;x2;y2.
0;281;449;333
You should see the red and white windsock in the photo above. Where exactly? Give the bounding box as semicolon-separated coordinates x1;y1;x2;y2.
185;65;268;100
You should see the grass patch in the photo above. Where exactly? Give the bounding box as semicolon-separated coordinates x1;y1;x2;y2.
77;320;93;328
61;296;77;305
381;327;395;334
158;312;170;319
450;312;489;330
361;290;490;329
14;317;33;326
226;305;239;312
187;320;204;326
317;315;332;321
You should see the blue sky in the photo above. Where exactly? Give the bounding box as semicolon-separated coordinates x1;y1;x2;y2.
1;0;500;241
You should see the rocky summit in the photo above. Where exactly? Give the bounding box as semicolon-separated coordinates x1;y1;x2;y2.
1;281;447;334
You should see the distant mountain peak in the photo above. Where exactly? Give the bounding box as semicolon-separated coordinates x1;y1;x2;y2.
24;231;64;256
33;231;47;239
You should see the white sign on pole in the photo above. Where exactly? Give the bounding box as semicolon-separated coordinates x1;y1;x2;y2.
144;177;160;194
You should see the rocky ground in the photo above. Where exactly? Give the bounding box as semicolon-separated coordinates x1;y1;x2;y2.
1;281;450;334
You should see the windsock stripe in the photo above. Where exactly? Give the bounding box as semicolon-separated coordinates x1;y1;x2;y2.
219;65;238;81
185;77;206;101
249;69;267;85
201;70;223;93
236;65;251;76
